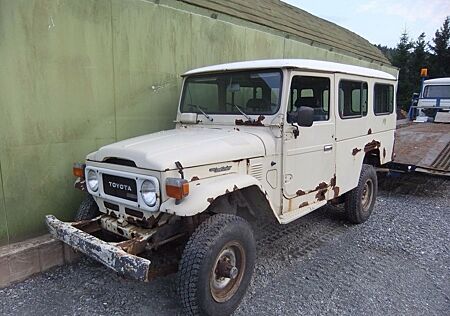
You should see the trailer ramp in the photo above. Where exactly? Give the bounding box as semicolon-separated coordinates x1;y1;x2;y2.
394;121;450;176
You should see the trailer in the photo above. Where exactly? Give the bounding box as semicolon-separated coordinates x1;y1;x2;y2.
392;76;450;176
393;120;450;176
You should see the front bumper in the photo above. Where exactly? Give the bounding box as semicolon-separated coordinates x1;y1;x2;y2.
45;215;152;282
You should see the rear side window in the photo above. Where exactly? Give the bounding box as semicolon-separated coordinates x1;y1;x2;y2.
374;84;394;115
339;80;368;118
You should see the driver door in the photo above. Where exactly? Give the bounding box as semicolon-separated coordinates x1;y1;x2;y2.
282;72;336;214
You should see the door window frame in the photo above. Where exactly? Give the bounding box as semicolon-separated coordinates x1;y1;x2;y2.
285;71;335;124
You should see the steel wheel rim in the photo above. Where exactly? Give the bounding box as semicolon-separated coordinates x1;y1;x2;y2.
361;178;374;212
210;241;246;303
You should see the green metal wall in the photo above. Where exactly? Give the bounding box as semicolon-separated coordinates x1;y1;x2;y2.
0;0;396;245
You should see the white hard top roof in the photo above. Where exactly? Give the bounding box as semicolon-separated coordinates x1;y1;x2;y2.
423;77;450;84
184;59;397;81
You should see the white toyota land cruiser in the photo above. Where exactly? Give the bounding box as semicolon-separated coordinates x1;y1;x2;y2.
46;59;397;316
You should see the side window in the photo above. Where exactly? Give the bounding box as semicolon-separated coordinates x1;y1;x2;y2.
289;76;330;121
339;80;368;118
374;83;394;115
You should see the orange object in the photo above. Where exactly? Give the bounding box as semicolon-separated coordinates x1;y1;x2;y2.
73;163;85;178
420;68;428;77
166;178;189;200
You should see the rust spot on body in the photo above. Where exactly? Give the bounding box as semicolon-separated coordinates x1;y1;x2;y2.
364;140;381;153
315;189;326;201
330;174;336;187
383;148;386;159
352;148;362;156
368;128;372;135
299;202;309;208
235;115;265;126
333;186;340;198
233;185;239;191
315;182;327;191
190;176;200;181
296;189;306;196
207;197;214;203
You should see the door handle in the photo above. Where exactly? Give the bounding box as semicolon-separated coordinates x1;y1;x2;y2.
324;144;333;152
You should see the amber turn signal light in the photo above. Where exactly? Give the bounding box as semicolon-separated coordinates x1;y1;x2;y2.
166;178;189;200
420;68;428;77
73;162;86;178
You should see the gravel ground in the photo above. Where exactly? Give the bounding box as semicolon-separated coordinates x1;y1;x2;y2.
1;173;449;315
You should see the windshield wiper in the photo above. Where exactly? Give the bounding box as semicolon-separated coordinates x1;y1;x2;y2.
188;104;213;122
226;102;253;122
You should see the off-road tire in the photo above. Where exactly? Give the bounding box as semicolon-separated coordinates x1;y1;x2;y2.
345;164;378;224
74;194;100;221
178;214;256;316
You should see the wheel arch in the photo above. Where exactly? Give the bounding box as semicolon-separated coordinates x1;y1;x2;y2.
363;148;381;167
159;173;275;217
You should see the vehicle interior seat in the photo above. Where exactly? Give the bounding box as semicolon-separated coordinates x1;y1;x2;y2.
295;97;327;121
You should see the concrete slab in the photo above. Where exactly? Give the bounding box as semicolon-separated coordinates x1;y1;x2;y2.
0;234;80;288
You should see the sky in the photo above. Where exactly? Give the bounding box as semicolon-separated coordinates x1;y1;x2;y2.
283;0;450;47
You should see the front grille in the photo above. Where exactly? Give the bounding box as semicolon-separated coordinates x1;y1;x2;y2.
104;201;119;211
125;208;144;219
102;174;138;202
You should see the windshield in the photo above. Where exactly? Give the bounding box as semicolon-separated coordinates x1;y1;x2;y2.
180;70;283;116
423;85;450;98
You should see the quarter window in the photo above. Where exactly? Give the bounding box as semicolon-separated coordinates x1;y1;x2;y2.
374;84;394;114
339;80;368;118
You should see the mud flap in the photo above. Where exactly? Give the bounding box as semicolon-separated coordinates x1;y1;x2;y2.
45;215;151;282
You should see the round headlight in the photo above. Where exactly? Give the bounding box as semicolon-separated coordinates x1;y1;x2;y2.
87;169;99;192
141;180;157;207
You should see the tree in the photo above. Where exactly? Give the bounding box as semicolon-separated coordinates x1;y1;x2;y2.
409;33;430;94
392;31;414;110
374;44;395;63
429;17;450;77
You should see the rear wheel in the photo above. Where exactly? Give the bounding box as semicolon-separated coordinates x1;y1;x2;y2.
178;214;256;316
74;194;100;221
345;164;378;224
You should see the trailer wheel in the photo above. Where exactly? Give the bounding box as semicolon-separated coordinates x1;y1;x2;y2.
345;164;378;224
178;214;256;316
74;194;100;221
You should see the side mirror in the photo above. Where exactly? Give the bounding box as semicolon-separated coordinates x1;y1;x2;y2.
296;106;314;127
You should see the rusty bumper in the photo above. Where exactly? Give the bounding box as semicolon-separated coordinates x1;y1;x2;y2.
45;215;151;282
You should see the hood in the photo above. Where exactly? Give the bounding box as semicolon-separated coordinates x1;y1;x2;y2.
88;128;266;171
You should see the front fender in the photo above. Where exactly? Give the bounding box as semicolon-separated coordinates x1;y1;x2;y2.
159;173;263;216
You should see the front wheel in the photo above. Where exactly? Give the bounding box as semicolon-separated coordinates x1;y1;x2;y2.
345;164;378;224
74;194;100;221
178;214;256;316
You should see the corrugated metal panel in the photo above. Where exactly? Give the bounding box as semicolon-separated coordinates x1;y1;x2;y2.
181;0;390;64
